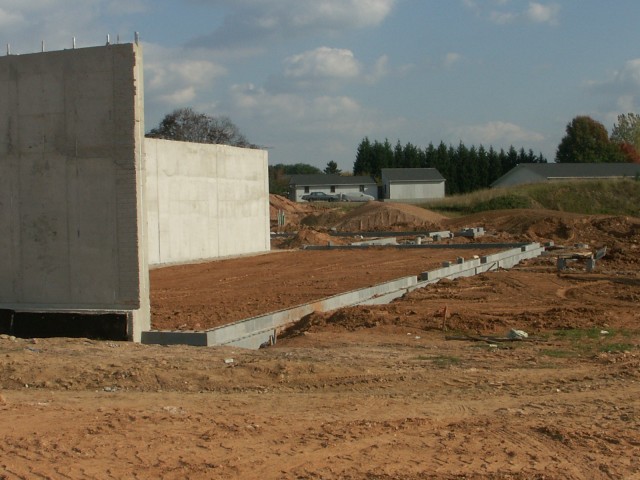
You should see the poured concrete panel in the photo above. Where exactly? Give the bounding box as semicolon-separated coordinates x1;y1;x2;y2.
0;44;149;340
145;138;270;265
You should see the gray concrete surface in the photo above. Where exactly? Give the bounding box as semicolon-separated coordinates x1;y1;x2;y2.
1;43;273;342
142;275;419;348
145;139;270;265
0;44;149;341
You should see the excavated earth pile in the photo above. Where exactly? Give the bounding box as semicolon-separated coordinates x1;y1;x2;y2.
2;201;640;479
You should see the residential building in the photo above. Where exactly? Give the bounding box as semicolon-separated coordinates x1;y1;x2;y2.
381;168;446;202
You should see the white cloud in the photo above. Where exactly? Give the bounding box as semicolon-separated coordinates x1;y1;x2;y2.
269;47;387;93
0;8;25;28
288;0;396;29
284;47;361;80
365;54;390;83
230;82;376;135
589;58;640;119
614;59;640;88
0;0;143;53
526;2;560;25
106;0;148;15
144;44;227;107
465;0;560;26
444;52;462;68
454;121;544;145
490;11;516;24
588;59;640;92
188;0;397;49
159;87;197;105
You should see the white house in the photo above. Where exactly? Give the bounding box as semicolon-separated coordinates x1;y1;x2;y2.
491;163;640;188
289;174;377;202
381;168;445;202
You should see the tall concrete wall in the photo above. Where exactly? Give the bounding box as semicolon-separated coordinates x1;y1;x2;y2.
0;44;149;340
145;138;270;265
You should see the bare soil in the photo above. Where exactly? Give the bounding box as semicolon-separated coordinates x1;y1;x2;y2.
1;200;639;479
150;247;503;331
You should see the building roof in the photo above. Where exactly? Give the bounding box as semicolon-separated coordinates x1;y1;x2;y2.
289;174;376;186
381;168;445;182
491;162;640;187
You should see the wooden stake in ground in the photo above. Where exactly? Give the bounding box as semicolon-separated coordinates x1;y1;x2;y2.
441;305;449;331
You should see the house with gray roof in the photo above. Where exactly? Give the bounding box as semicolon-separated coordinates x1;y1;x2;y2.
491;163;640;188
289;174;377;202
381;168;446;202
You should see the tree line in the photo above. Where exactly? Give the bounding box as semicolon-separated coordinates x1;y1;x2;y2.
353;139;547;195
556;114;640;164
146;107;640;196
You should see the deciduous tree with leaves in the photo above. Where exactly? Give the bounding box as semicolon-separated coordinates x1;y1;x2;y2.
268;163;322;195
556;115;625;163
610;113;640;163
146;107;256;148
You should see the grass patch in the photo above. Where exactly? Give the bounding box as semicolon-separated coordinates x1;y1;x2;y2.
470;194;533;213
553;328;602;341
422;179;640;216
600;343;635;353
547;328;639;358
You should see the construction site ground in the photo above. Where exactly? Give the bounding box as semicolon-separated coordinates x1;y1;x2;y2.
2;198;640;479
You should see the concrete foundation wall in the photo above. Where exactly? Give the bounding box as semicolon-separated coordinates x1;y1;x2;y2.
145;139;270;265
0;44;149;340
142;242;546;348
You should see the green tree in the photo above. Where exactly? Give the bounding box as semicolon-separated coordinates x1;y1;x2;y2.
611;113;640;148
487;146;502;184
324;161;341;174
610;113;640;162
353;137;548;194
358;138;394;178
353;137;374;175
268;163;322;194
403;142;421;168
147;107;256;148
556;116;624;163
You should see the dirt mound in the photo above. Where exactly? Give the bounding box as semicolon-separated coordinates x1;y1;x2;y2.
444;209;640;257
270;194;315;230
279;227;348;249
334;202;447;231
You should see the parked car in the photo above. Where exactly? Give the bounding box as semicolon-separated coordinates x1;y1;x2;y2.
301;191;338;202
335;192;375;202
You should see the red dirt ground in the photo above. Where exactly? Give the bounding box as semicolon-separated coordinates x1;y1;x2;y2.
150;247;504;331
1;201;639;479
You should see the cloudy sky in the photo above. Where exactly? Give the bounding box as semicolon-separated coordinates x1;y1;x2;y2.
2;0;639;170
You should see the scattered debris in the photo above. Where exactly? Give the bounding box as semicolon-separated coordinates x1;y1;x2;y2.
508;329;529;340
446;332;539;343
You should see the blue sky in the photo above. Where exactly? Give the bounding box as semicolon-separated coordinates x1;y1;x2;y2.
2;0;639;171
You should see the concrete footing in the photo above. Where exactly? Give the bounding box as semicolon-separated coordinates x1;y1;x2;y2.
141;242;545;349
